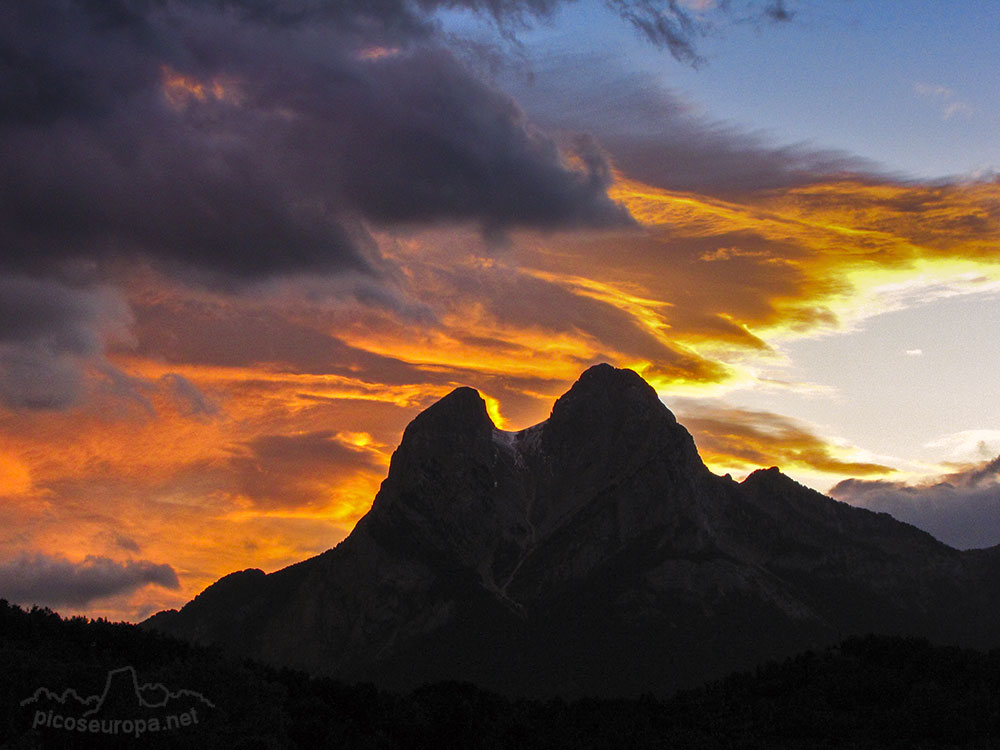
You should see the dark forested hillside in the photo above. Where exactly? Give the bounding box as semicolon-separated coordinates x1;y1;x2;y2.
4;600;1000;749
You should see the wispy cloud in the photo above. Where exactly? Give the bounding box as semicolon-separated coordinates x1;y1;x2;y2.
914;82;974;120
676;403;894;478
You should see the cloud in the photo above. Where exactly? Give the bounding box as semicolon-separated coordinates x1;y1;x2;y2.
179;0;788;66
159;373;219;418
502;53;886;201
608;127;876;198
322;48;630;232
0;276;133;409
169;0;442;39
0;278;236;414
0;552;179;608
224;430;386;509
925;430;1000;463
419;259;729;382
127;290;441;386
677;404;895;477
112;534;142;554
606;0;704;66
605;0;798;65
0;0;631;287
914;82;973;120
0;0;816;286
831;457;1000;550
763;1;794;22
578;174;1000;361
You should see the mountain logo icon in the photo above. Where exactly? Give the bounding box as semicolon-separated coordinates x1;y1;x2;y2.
21;666;214;738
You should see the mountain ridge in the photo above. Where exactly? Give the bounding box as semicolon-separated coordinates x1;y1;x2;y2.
146;364;1000;696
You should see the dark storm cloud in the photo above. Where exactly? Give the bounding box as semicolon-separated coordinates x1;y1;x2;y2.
0;0;813;282
0;2;369;279
330;51;629;231
0;552;179;608
0;0;631;284
0;276;132;409
831;458;1000;550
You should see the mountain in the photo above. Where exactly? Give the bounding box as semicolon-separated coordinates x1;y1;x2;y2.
146;364;1000;696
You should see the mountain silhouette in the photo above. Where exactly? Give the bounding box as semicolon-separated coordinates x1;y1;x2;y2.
146;364;1000;696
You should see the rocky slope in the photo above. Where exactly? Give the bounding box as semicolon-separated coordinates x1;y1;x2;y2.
146;364;1000;696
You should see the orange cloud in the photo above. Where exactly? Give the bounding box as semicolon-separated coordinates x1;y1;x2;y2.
161;65;243;109
0;451;33;496
357;46;400;61
509;175;1000;390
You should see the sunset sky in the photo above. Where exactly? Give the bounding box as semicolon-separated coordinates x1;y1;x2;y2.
1;0;998;622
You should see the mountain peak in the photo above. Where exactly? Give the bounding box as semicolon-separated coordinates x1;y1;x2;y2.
359;384;499;537
552;363;673;418
572;362;657;394
148;363;1000;698
534;364;705;509
430;385;488;413
404;385;494;437
547;363;679;432
742;466;797;490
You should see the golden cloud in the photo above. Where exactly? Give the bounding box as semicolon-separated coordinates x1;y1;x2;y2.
676;404;895;478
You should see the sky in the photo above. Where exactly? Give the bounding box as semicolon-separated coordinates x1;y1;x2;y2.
0;0;998;622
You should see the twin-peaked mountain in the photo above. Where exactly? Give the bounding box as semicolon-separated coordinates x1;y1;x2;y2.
147;365;1000;696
